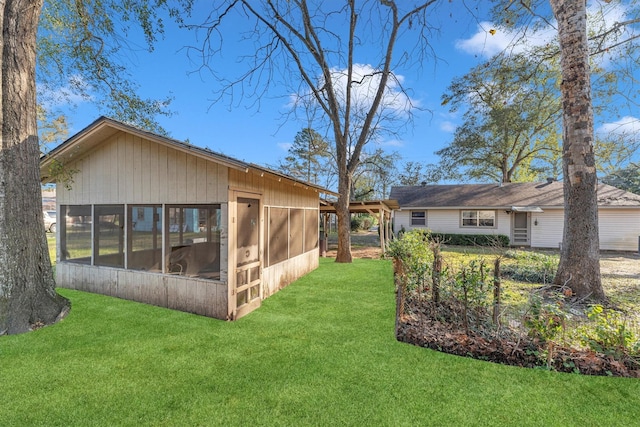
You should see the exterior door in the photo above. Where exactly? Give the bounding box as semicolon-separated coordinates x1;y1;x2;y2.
512;212;530;246
232;194;262;319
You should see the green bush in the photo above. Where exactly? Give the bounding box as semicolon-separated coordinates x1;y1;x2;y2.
387;229;433;292
580;305;639;358
502;251;558;283
430;233;510;247
350;214;376;231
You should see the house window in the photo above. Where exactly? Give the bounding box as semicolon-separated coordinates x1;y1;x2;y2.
411;211;426;226
461;210;496;228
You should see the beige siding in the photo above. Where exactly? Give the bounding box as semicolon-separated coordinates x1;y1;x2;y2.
530;209;564;249
263;250;319;298
228;169;319;209
530;208;640;251
598;209;640;251
393;210;412;232
396;209;511;237
229;169;321;302
57;263;229;319
56;130;324;320
57;131;230;205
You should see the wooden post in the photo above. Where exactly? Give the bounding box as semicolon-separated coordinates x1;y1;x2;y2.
493;258;501;325
378;208;385;255
393;257;406;337
431;244;441;304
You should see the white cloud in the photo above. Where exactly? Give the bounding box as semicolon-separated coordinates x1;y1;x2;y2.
455;22;515;57
440;121;456;133
277;142;292;151
381;139;404;147
597;116;640;137
456;2;635;62
455;21;555;59
290;63;418;116
37;75;93;110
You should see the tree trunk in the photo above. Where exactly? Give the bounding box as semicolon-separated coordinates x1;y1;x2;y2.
0;0;70;335
550;0;605;301
335;170;353;263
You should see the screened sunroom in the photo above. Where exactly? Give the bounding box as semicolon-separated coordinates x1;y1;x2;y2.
41;117;334;320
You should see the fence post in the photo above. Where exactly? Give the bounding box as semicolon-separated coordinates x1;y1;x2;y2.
431;243;442;303
393;257;406;337
493;258;501;325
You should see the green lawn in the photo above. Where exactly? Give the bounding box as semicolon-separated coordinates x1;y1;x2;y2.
1;258;639;426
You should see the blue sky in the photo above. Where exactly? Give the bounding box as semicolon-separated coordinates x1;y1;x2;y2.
52;1;640;177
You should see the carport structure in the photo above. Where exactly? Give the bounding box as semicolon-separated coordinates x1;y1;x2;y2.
319;199;399;255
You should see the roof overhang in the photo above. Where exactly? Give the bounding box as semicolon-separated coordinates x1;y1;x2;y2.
510;206;544;213
320;199;399;215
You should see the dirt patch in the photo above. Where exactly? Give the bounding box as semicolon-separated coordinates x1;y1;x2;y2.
600;252;640;277
397;303;640;377
324;231;383;259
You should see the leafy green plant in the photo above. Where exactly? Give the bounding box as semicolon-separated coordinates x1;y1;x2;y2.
502;251;558;283
387;229;433;292
453;259;491;308
523;293;566;344
430;233;509;247
523;293;567;368
580;305;639;358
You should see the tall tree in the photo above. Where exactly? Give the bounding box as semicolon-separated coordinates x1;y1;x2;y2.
438;53;562;183
0;0;70;335
351;148;400;199
398;161;425;185
550;0;604;300
192;1;435;262
602;164;640;194
1;0;189;334
37;0;180;133
277;127;333;186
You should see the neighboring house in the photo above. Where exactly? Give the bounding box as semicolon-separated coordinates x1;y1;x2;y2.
390;181;640;251
40;117;336;320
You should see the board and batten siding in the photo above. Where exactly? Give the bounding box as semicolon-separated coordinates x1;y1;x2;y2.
56;263;228;319
395;209;511;237
229;168;320;298
228;169;319;209
57;131;229;205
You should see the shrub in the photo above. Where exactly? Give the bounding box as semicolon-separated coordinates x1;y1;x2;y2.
430;233;509;247
350;214;376;231
388;229;433;292
502;251;558;283
580;305;639;358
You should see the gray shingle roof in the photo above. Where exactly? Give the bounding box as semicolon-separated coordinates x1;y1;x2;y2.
389;182;640;209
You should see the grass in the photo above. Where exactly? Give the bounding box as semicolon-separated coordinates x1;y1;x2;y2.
1;258;640;426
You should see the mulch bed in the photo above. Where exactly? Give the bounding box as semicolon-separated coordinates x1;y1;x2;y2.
396;298;640;378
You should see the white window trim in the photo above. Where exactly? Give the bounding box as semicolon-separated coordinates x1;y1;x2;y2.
460;210;497;228
410;210;427;227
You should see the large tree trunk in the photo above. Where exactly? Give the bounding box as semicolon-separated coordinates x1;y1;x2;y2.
335;165;353;263
0;0;70;335
550;0;605;301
